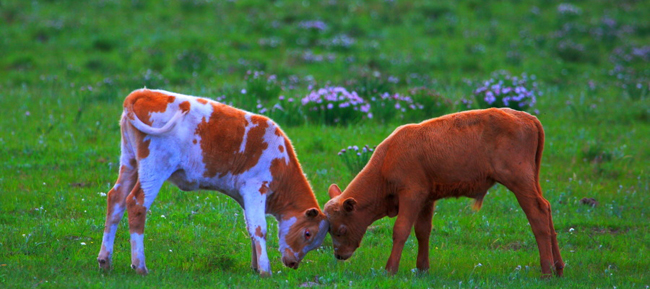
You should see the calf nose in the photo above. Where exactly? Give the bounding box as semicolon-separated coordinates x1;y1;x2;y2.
334;251;352;260
282;256;300;269
286;260;298;269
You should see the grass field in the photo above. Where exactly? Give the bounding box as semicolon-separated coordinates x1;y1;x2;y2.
1;0;649;288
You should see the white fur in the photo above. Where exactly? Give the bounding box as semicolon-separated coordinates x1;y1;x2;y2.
278;216;298;258
100;223;118;256
239;113;256;153
130;109;186;135
130;233;146;271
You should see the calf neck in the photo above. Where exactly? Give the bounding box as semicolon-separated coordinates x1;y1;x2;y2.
97;89;328;276
324;108;564;277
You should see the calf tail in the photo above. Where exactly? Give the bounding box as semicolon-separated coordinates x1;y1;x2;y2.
128;109;186;135
472;197;484;211
533;117;545;194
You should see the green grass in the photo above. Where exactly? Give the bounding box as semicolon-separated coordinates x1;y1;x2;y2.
1;0;649;287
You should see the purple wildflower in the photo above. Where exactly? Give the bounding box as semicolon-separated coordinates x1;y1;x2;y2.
299;20;328;31
485;91;496;104
557;3;582;15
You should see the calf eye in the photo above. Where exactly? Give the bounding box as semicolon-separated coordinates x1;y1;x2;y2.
305;229;311;240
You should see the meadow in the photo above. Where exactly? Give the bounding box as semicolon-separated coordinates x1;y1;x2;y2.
1;0;648;287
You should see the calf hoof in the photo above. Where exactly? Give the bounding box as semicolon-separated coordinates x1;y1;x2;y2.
414;267;429;275
385;266;398;276
97;258;111;270
555;267;564;277
131;264;149;275
259;270;271;278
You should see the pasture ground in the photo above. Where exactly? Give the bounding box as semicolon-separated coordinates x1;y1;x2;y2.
1;0;648;288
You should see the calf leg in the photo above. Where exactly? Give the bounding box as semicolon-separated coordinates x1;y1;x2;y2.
250;240;259;273
242;191;271;277
504;179;556;278
536;178;565;276
98;160;137;270
547;204;565;276
127;176;165;275
385;191;425;274
414;201;435;271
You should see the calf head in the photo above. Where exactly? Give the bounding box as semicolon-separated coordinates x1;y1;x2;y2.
323;184;369;261
278;208;329;269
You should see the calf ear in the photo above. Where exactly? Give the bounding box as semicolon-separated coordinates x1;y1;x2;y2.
305;208;319;218
328;184;342;199
343;198;357;213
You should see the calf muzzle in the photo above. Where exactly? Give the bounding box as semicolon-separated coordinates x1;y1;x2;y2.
282;256;300;269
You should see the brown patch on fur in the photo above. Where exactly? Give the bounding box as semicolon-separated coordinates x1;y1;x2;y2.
124;89;175;125
193;139;197;144
255;242;263;260
279;145;284;153
266;148;327;255
179;101;191;113
275;127;283;137
195;104;269;178
104;165;130;226
126;182;147;234
104;189;116;229
255;226;265;238
267;149;318;217
259;181;269;195
264;134;325;251
260;131;326;256
136;134;151;160
123;90;179;160
236;115;269;174
197;98;208;105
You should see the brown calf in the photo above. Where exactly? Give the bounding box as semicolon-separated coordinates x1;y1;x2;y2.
324;108;564;277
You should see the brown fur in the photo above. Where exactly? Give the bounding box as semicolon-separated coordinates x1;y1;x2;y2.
178;101;191;113
124;89;175;125
194;103;270;178
266;138;325;250
126;182;147;234
324;108;564;277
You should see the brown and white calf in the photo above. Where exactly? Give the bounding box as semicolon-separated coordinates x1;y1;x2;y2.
324;108;564;277
97;89;328;276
